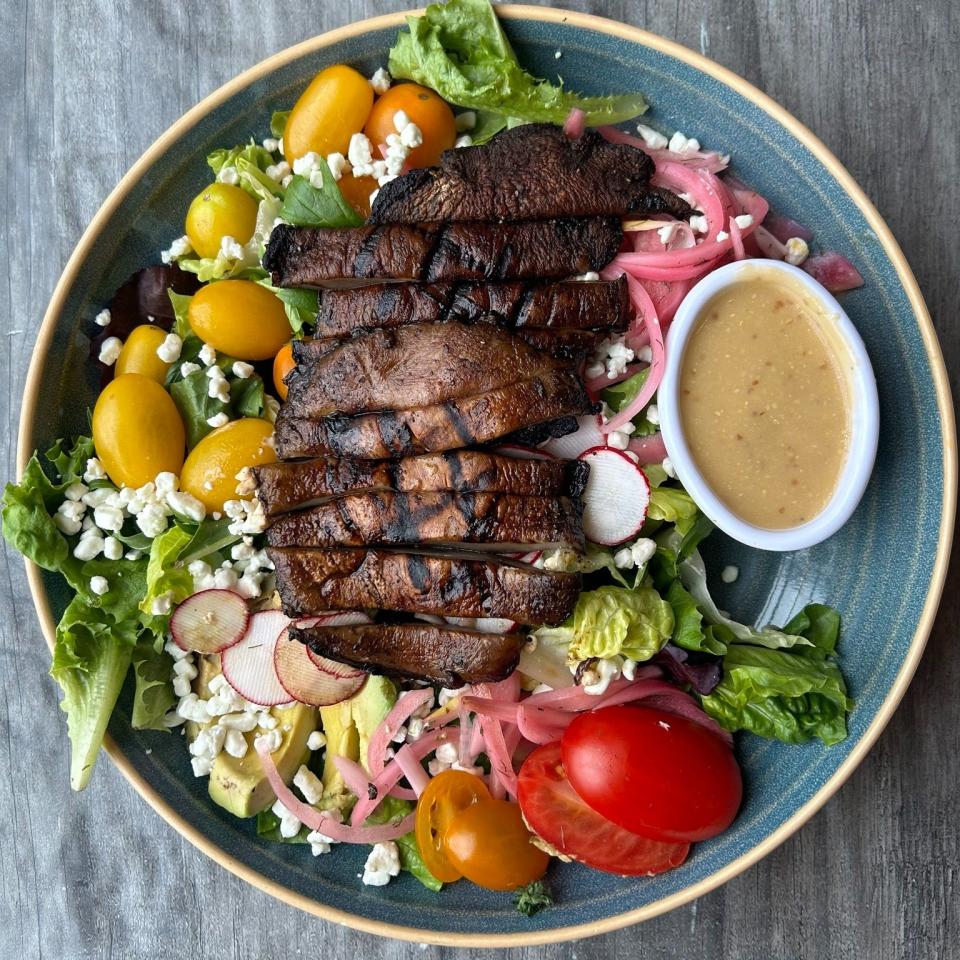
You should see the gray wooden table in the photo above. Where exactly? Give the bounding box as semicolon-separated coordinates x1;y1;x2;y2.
2;1;957;957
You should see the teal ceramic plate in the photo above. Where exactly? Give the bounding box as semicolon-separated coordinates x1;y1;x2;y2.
19;6;956;947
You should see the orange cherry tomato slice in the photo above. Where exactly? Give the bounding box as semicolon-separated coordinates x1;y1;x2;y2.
415;770;491;883
364;83;456;169
443;799;550;891
272;342;296;400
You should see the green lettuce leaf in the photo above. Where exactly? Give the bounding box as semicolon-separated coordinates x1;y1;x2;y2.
647;486;700;536
139;525;194;637
131;636;177;730
52;597;138;789
679;547;813;650
535;584;673;663
602;368;650;415
168;290;193;340
388;0;647;128
170;364;267;449
270;111;289;139
280;167;363;228
257;278;319;336
666;579;728;656
367;796;443;892
700;641;852;746
207;142;283;203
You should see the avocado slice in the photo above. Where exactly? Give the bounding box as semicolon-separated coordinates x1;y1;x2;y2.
188;655;319;819
319;676;397;802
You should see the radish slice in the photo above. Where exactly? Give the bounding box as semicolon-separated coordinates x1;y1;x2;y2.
170;589;249;654
492;443;555;460
578;446;651;545
296;612;372;677
445;616;517;634
274;628;367;707
220;610;291;706
540;414;606;459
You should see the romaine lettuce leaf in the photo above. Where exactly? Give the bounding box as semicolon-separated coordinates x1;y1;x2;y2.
535;584;674;663
700;641;852;745
647;486;700;536
388;0;647;128
665;579;728;656
131;636;177;730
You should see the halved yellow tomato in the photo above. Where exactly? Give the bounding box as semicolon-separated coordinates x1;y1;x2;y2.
187;280;291;361
180;418;276;511
92;374;185;488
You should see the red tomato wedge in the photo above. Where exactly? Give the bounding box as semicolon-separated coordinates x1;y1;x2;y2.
561;705;742;843
517;743;689;876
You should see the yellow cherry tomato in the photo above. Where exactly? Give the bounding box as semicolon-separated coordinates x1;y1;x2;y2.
92;374;185;488
443;799;549;891
272;342;296;400
284;64;374;161
114;324;171;383
184;183;258;259
180;418;276;511
187;280;291;361
364;83;456;169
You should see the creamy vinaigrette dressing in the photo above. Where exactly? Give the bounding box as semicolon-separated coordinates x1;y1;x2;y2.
678;270;852;529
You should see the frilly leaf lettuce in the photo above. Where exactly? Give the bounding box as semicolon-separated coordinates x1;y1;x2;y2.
140;525;194;636
131;636;177;730
535;584;674;663
666;579;728;656
700;642;852;745
207;143;282;203
388;0;647;131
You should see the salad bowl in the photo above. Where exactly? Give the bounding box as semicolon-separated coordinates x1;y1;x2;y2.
18;5;955;946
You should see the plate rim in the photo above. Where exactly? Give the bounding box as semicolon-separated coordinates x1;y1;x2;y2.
16;4;957;947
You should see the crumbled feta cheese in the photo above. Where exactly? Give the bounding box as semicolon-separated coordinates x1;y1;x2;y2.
206;412;229;429
438;686;463;707
191;756;213;777
427;757;451;777
265;164;282;181
89;575;109;596
584;361;605;379
292;151;321;176
590;336;635;380
575;271;600;281
151;592;173;616
154;472;177;495
156;332;182;363
613;537;657;570
645;404;660;426
307;731;327;751
435;741;458;765
636;123;669;149
263;394;280;425
622;658;638;681
83;458;107;483
657;223;679;245
307;829;338;856
281;174;293;189
262;137;280;153
272;799;302;838
308;167;327;189
606;430;630;450
405;718;425;743
662;456;676;478
213;566;239;591
219;235;244;260
198;343;217;366
207;378;230;403
362;841;401;886
177;360;200;378
223;728;249;759
102;536;123;561
81;486;114;508
554;49;562;59
172;659;198;680
785;237;809;265
92;504;124;532
734;214;754;229
369;67;391;95
581;657;621;695
161;235;192;264
293;765;324;805
125;550;141;561
636;345;653;364
542;547;578;572
218;165;239;186
98;337;123;366
716;230;730;242
721;564;740;583
73;534;104;561
347;133;374;171
668;131;701;155
136;503;168;538
94;309;112;328
451;761;484;777
63;481;88;502
392;109;411;133
399;123;423;149
455;110;476;132
689;215;709;234
166;490;205;522
454;135;473;148
218;712;258;733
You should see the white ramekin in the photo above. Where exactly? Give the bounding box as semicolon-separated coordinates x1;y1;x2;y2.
658;259;879;552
